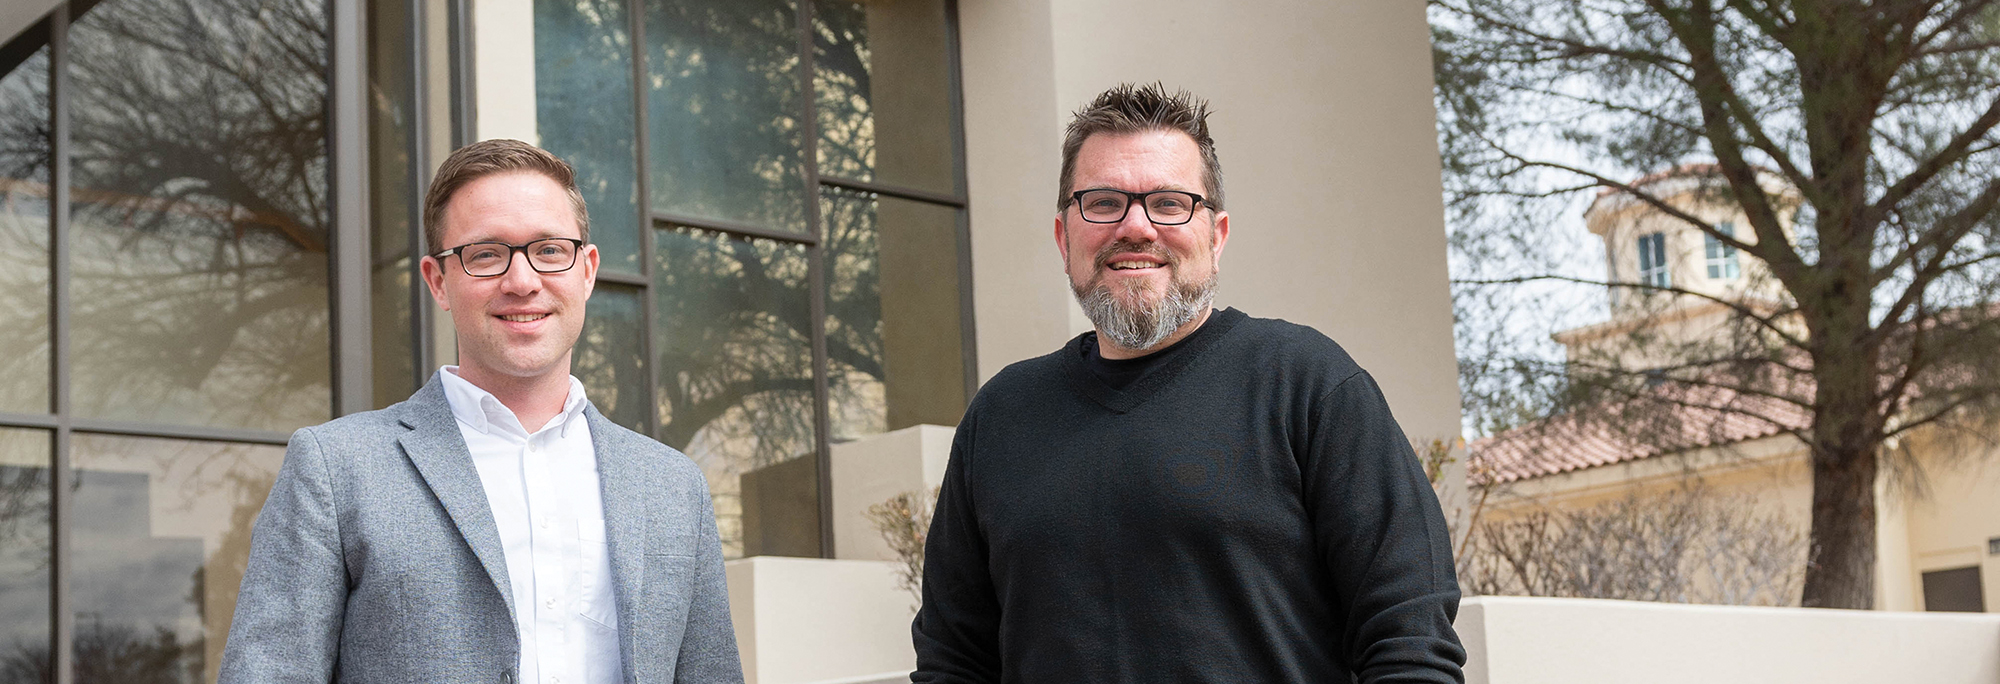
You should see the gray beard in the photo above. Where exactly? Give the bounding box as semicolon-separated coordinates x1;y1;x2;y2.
1074;268;1217;353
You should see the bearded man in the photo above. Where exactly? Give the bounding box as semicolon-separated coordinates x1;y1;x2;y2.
909;84;1465;683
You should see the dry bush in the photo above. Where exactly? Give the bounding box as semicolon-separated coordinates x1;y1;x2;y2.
866;487;938;604
1459;482;1805;607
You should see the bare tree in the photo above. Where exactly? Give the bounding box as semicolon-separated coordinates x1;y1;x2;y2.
1433;0;2000;608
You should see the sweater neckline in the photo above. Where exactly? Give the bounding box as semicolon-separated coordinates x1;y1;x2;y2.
1061;307;1247;414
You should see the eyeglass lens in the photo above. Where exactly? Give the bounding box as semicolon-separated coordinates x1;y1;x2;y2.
460;239;578;276
1076;190;1200;225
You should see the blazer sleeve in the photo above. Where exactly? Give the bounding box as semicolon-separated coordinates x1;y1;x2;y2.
910;417;1002;683
1305;371;1465;684
675;479;745;683
219;426;349;684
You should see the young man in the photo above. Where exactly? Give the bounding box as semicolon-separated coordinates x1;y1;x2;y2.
220;140;741;683
912;84;1465;682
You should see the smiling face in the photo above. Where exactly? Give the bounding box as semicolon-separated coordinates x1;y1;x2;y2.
420;171;599;390
1055;129;1230;355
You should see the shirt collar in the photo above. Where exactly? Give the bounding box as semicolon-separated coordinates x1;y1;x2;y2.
437;366;591;439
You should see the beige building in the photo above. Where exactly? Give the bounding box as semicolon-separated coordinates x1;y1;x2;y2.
1467;167;2000;616
0;0;1458;681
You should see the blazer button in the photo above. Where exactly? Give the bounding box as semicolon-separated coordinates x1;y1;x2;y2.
500;670;515;684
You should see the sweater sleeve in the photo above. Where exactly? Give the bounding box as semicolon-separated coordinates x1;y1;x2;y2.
910;417;1003;683
1306;371;1465;684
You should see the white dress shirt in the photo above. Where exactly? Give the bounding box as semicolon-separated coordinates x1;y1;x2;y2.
440;367;622;684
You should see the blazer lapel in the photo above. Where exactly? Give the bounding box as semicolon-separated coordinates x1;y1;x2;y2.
588;406;651;675
398;377;516;619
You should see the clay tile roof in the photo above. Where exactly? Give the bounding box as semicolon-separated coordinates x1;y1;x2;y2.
1466;384;1812;485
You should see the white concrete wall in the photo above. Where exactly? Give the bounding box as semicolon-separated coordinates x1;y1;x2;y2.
1458;596;2000;684
469;0;538;143
957;0;1462;444
830;425;954;561
726;557;918;684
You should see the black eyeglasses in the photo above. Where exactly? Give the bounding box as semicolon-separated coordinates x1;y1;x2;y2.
431;238;585;277
1068;189;1210;226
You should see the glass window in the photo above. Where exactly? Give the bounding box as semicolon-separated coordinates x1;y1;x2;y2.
0;46;52;414
653;226;817;558
371;0;422;409
821;186;965;439
0;429;52;677
68;0;331;433
812;0;960;195
575;283;648;433
69;433;285;683
537;0;644;274
1920;565;1985;612
1637;231;1670;288
1705;222;1740;280
645;0;808;234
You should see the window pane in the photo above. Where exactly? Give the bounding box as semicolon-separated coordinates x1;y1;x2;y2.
70;433;286;684
538;0;643;274
645;0;807;234
0;429;52;677
576;283;648;433
68;0;332;433
372;0;421;409
813;0;959;195
653;226;817;558
1921;566;1985;612
821;186;966;439
0;47;52;414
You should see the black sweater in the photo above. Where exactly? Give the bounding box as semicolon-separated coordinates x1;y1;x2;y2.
912;308;1464;683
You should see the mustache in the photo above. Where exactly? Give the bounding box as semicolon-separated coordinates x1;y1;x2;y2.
1093;240;1177;267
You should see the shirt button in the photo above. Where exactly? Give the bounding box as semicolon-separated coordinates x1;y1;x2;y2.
545;598;557;610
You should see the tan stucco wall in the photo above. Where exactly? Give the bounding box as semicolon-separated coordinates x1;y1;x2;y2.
957;0;1462;442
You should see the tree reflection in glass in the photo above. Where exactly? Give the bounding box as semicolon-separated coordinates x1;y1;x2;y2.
645;0;806;234
812;0;958;194
821;186;966;439
536;0;643;274
0;430;51;683
68;434;283;684
575;284;648;433
0;47;52;415
653;227;816;557
67;0;331;433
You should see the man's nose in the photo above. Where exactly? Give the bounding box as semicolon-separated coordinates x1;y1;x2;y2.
498;250;541;293
1112;202;1161;243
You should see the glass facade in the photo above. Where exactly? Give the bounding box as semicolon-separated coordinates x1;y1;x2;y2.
535;0;970;559
0;0;964;677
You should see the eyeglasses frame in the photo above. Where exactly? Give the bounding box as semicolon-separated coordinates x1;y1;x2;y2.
1066;188;1212;226
430;237;589;278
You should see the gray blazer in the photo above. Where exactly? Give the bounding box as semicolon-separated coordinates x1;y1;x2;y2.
219;376;742;683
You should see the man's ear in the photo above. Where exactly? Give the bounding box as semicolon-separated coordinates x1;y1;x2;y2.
1053;213;1069;265
1209;210;1230;264
579;243;600;300
420;255;450;310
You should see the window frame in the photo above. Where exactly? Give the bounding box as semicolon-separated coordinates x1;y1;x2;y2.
1638;231;1670;289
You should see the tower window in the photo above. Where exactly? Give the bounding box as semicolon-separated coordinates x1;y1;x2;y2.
1638;232;1670;288
1707;222;1741;280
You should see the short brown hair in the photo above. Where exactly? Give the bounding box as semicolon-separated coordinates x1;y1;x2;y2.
1057;83;1224;212
422;139;590;255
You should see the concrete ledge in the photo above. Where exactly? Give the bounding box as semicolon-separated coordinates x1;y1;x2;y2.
1458;596;2000;684
726;556;917;684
